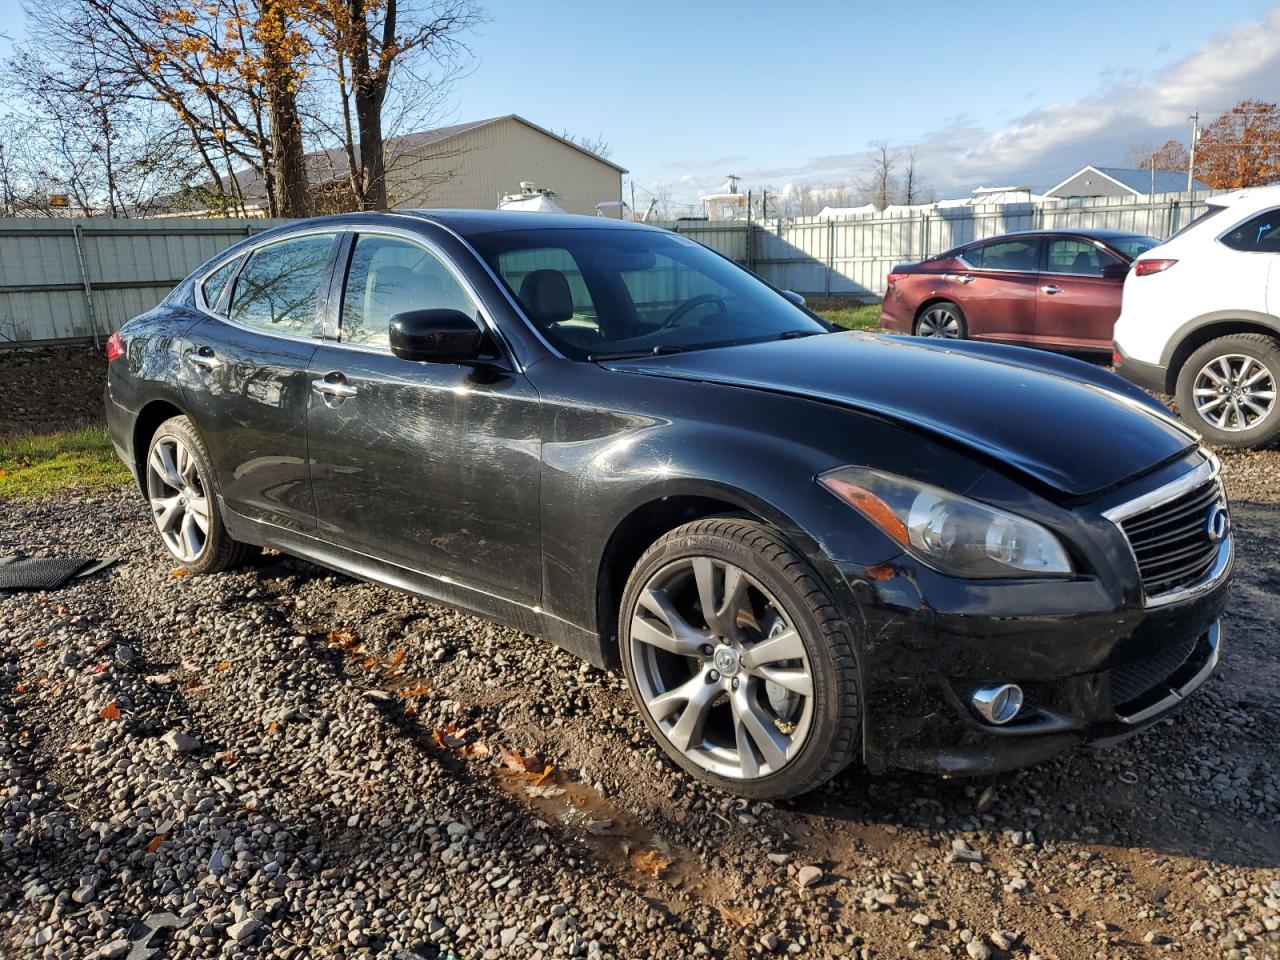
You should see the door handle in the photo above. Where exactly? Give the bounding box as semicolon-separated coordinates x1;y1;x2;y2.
188;348;222;370
1041;285;1062;295
312;377;358;399
945;273;975;283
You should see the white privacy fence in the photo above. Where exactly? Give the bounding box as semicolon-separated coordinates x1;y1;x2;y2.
0;191;1222;346
652;189;1220;298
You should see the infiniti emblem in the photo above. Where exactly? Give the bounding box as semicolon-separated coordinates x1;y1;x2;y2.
1206;503;1230;543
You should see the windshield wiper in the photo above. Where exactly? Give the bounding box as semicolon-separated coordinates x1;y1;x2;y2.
777;329;827;340
589;344;700;362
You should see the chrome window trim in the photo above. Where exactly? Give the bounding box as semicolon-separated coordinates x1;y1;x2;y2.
1102;455;1232;608
194;227;344;346
323;224;523;372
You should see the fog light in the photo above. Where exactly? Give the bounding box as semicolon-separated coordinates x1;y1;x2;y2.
971;684;1023;725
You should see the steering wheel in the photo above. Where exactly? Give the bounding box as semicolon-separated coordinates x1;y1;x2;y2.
658;294;728;330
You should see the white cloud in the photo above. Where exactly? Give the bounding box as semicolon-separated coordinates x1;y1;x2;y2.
653;8;1280;206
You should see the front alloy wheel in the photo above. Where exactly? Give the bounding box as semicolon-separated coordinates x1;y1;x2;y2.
620;519;860;798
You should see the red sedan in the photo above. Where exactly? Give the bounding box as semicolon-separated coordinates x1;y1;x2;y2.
880;230;1158;353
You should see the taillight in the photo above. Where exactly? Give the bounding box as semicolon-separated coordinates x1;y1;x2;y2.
1134;259;1177;276
886;273;903;286
1112;350;1122;365
106;331;124;362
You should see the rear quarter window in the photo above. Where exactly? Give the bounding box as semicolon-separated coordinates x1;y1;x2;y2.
1220;209;1280;253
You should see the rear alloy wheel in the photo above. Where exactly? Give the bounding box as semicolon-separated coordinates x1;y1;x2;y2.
619;519;860;799
145;416;254;573
1176;334;1280;449
915;301;966;339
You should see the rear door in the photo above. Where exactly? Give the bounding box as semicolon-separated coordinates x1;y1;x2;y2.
305;230;543;604
956;237;1041;344
1034;237;1125;351
182;230;340;532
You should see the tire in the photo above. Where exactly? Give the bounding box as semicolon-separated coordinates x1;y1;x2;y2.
914;300;967;339
1175;334;1280;449
144;416;255;573
618;518;860;799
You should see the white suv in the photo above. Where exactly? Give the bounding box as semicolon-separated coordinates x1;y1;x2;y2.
1113;185;1280;448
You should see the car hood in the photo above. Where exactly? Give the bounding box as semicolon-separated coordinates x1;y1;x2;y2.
604;332;1197;498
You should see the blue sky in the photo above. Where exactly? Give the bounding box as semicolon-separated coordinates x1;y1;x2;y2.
3;0;1279;209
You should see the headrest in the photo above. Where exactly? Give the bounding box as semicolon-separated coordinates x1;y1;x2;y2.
518;269;573;325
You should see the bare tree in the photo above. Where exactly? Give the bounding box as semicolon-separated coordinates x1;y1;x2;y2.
859;141;899;209
901;148;934;205
558;129;612;160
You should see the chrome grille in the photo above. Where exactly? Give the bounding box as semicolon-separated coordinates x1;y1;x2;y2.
1117;477;1225;600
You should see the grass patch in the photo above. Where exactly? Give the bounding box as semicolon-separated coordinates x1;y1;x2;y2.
0;426;132;499
811;300;884;332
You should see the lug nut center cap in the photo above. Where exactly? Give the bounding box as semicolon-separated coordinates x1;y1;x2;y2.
712;645;740;677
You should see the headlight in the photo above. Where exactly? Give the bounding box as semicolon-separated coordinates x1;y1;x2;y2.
818;466;1073;579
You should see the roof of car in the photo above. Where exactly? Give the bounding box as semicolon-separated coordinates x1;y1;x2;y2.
396;209;659;236
960;228;1153;244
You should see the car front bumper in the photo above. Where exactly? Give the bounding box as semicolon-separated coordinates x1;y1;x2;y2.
838;544;1231;776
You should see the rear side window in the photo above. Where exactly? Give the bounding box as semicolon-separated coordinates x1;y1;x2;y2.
228;234;337;335
973;238;1040;272
339;234;477;349
1220;209;1280;253
200;257;240;312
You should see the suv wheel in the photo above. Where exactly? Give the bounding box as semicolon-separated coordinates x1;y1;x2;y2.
619;518;860;799
1176;334;1280;448
145;416;255;573
915;301;966;339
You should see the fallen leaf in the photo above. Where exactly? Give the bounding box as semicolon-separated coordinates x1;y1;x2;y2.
569;795;587;809
185;675;201;690
432;723;467;750
532;765;555;787
170;567;189;577
458;740;490;759
266;721;279;732
98;702;122;721
15;682;28;694
717;903;754;928
215;750;236;763
525;784;566;799
397;683;431;699
630;849;671;879
497;747;545;777
385;649;406;668
32;639;48;649
67;742;90;754
147;834;166;853
214;661;231;671
586;819;615;836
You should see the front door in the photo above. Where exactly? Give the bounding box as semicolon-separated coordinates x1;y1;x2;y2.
305;231;544;604
1034;237;1124;351
182;231;340;531
958;237;1041;344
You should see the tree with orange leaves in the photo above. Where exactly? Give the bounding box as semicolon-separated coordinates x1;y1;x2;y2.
1195;100;1280;190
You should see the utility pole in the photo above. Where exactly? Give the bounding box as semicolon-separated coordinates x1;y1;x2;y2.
1187;110;1200;193
1151;154;1156;197
630;181;636;222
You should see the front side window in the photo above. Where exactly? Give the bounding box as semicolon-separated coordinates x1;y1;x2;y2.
471;227;827;360
201;256;241;312
1044;239;1121;277
228;233;337;335
1220;209;1280;253
340;234;478;349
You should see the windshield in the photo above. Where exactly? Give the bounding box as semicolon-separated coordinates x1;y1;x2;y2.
1109;235;1161;259
468;226;829;360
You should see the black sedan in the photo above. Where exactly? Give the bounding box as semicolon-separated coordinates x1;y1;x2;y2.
104;211;1232;798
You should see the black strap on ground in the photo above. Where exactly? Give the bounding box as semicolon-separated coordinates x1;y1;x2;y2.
0;554;119;591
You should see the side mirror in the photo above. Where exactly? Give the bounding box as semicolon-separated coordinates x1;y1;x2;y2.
781;289;806;307
1101;263;1129;280
389;309;485;363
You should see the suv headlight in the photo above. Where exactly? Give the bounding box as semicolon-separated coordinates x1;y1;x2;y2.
819;466;1073;579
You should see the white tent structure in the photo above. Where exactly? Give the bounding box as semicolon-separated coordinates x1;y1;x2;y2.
498;182;568;214
815;204;877;219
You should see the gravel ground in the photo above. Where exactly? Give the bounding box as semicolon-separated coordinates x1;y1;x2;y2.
0;346;1277;960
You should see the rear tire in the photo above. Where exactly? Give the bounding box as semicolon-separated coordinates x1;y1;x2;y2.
914;301;967;339
1175;334;1280;449
618;518;861;799
144;416;255;573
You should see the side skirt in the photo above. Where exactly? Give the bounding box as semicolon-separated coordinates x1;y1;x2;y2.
219;500;607;668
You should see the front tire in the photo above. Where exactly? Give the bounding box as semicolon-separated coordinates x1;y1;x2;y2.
1175;334;1280;449
914;301;967;339
144;416;254;573
618;519;860;799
